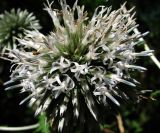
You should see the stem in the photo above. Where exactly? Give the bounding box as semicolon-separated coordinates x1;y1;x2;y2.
116;113;125;133
144;44;160;69
0;123;39;132
134;28;160;69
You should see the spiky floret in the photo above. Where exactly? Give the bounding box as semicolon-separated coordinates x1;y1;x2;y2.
0;9;41;52
4;0;153;132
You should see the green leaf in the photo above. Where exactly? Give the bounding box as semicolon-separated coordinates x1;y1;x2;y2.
34;113;51;133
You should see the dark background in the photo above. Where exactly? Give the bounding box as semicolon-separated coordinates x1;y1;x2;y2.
0;0;160;133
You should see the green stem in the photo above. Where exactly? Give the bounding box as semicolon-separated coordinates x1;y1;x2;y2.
134;28;160;69
0;123;39;132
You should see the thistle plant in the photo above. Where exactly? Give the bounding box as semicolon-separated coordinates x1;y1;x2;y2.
0;9;41;53
4;0;153;132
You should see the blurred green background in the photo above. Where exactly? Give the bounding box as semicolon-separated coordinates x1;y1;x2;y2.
0;0;160;133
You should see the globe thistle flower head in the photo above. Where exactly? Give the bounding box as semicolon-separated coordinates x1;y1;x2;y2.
4;0;153;132
0;9;41;53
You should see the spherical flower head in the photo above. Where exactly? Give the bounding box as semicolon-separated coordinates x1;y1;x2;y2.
0;9;41;53
4;0;153;132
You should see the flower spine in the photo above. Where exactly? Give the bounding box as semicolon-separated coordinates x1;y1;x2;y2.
4;0;153;132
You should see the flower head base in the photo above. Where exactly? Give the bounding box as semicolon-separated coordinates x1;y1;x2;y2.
0;9;41;53
4;0;153;132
